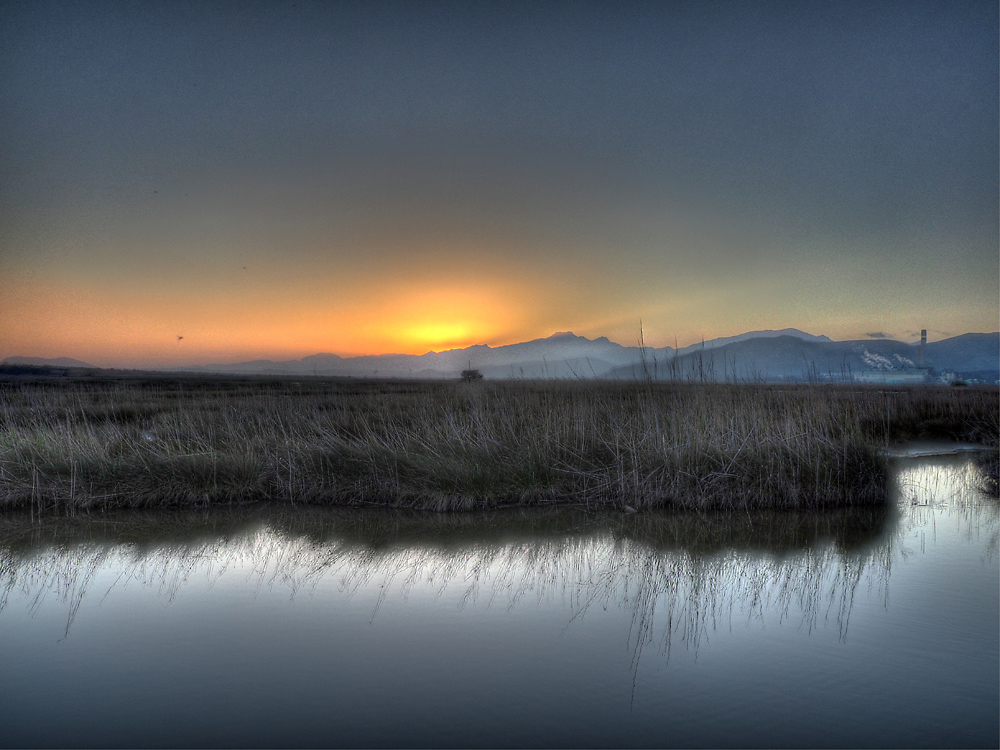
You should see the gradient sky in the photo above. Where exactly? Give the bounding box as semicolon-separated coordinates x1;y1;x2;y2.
2;0;997;367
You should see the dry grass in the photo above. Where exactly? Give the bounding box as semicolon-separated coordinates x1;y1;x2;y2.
0;377;996;512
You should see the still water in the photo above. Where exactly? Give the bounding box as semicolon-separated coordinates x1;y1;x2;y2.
1;453;997;748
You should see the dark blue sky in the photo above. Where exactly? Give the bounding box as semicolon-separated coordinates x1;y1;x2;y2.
2;0;997;364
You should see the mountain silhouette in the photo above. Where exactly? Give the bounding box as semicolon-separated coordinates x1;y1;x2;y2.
175;329;997;382
609;333;999;383
2;356;96;368
6;330;995;382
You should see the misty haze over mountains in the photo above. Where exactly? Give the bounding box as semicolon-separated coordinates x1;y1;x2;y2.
7;329;997;383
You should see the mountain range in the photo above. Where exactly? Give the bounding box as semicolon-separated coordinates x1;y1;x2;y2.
5;329;997;382
176;329;837;380
609;332;998;382
2;356;98;369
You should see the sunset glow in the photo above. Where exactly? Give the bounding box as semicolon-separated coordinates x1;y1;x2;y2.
397;323;477;352
1;2;996;368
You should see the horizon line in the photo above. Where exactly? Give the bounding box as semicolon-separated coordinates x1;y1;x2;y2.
5;328;997;371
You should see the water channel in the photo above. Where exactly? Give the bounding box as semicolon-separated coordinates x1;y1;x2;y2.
1;451;997;748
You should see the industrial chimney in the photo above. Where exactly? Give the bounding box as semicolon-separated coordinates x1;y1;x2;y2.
919;329;927;366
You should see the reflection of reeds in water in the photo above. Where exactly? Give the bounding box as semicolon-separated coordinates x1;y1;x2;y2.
893;455;1000;562
0;503;892;662
973;450;999;498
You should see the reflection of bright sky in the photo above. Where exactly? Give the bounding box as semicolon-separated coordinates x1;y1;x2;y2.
896;457;988;506
892;454;999;560
0;456;997;747
3;455;996;637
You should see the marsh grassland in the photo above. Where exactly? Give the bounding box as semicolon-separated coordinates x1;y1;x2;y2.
1;377;996;512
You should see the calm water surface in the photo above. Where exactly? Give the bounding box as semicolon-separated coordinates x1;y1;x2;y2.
1;453;997;748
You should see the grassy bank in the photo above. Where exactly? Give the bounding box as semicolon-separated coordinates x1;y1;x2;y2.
1;377;996;512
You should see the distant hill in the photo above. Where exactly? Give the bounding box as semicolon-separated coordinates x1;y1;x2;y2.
924;333;1000;373
672;328;832;356
187;330;836;380
182;328;899;381
2;356;96;368
12;330;995;383
609;333;999;383
184;329;999;382
185;331;649;379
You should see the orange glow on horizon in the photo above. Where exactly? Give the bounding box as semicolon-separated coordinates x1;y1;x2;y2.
4;266;996;369
338;282;523;354
0;273;539;366
399;322;473;350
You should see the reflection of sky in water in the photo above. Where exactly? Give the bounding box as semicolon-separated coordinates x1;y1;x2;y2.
3;516;887;649
0;454;997;748
896;456;999;561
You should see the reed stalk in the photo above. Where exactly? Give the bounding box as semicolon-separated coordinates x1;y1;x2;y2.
0;378;996;511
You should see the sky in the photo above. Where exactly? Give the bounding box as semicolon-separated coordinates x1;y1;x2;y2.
1;0;997;367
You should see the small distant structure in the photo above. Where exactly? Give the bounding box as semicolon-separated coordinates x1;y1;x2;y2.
461;364;483;382
853;370;929;385
853;326;934;384
914;328;934;380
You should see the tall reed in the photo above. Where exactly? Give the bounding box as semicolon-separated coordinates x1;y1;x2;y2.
0;378;996;511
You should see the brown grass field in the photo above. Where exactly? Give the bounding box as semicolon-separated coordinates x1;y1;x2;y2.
0;375;996;512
